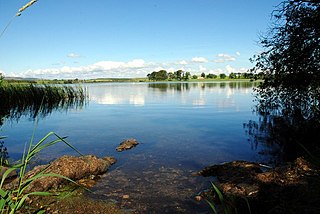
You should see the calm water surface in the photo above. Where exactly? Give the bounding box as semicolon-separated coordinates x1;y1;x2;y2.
2;81;261;213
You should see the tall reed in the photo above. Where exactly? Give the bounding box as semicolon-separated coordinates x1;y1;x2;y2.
0;83;87;125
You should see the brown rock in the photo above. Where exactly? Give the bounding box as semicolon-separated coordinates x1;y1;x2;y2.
116;138;139;152
78;178;97;188
194;195;202;201
6;155;116;192
198;157;317;198
122;194;130;199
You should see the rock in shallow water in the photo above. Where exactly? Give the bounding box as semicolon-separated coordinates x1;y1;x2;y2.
5;155;116;192
198;157;317;198
116;138;139;152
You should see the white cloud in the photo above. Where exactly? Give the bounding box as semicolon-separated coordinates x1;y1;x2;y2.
236;52;241;56
92;61;125;70
226;65;236;74
67;53;81;58
15;59;148;79
178;60;188;65
4;56;249;79
192;57;208;63
239;67;248;72
127;59;145;68
214;53;236;63
0;69;5;76
199;65;207;72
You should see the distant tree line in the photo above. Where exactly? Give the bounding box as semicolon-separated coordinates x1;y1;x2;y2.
147;70;191;81
147;70;263;81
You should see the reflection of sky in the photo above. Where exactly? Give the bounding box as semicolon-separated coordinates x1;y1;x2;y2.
91;93;145;106
89;84;146;106
2;81;259;165
87;82;255;112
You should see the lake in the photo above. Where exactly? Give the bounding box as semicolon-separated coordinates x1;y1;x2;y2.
1;81;262;213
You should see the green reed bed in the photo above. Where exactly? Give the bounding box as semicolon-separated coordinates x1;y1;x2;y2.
0;83;87;124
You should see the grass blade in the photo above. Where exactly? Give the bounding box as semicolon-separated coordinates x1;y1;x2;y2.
211;182;224;203
205;199;218;214
0;167;18;188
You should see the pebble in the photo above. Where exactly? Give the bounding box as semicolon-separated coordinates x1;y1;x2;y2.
195;195;202;201
122;194;130;199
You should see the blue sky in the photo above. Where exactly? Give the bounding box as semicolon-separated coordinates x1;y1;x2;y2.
0;0;281;79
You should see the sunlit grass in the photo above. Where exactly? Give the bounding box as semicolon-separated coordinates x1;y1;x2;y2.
0;132;83;214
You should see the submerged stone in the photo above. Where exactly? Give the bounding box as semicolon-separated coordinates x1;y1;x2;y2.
116;138;139;152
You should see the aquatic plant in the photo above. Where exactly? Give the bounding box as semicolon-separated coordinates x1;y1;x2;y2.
0;132;82;214
205;182;251;214
0;83;87;126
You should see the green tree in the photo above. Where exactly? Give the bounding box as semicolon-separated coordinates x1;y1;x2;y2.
251;0;320;118
228;72;236;79
219;73;226;79
192;75;198;79
247;0;320;162
168;72;175;80
184;72;191;80
175;70;183;80
147;70;168;81
201;72;206;78
207;73;217;79
157;70;168;80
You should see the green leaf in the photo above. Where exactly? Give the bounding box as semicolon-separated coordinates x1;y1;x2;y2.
205;199;218;214
0;167;17;188
0;188;9;198
0;188;15;211
0;198;6;211
211;182;224;203
15;191;52;211
36;210;46;214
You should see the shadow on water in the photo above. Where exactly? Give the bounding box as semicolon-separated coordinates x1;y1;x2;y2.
244;86;320;165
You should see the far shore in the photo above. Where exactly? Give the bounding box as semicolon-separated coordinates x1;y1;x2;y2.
3;77;262;84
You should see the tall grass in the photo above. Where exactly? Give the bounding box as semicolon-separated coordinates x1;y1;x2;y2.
0;132;83;214
0;83;87;125
0;81;87;213
205;182;251;214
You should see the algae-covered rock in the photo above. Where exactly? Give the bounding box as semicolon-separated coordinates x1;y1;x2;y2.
6;155;116;192
196;158;320;213
116;138;139;152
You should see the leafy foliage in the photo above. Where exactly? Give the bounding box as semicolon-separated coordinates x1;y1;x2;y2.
248;0;320;161
251;0;320;119
0;140;9;166
147;70;168;81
